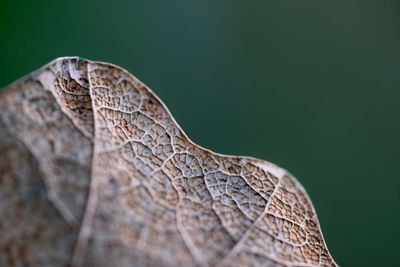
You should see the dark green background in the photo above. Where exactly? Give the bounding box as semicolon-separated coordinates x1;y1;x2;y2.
1;1;399;266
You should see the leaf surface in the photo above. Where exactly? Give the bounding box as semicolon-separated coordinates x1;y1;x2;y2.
0;57;337;267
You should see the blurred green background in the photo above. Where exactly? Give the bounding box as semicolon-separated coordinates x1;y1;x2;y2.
1;0;399;266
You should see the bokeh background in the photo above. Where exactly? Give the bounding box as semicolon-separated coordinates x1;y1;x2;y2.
1;1;399;266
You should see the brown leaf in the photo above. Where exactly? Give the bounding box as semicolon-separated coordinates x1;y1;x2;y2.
0;57;338;267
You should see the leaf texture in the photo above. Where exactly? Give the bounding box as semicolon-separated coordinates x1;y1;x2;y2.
0;57;338;267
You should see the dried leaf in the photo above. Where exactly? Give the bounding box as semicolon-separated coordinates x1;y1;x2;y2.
0;57;337;267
